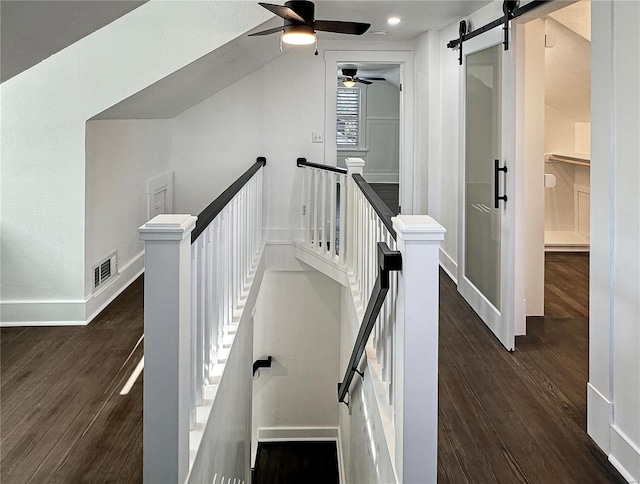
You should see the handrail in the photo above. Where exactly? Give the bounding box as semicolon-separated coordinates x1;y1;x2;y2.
338;242;402;405
352;174;397;240
191;157;266;243
297;157;348;175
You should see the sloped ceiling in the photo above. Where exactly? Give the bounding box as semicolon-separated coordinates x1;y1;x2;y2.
548;0;590;41
2;1;491;117
545;14;591;121
93;0;491;119
0;0;147;83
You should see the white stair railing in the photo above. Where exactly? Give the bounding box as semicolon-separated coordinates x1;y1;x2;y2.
189;162;263;427
349;171;398;404
298;158;347;265
340;157;446;483
139;158;265;484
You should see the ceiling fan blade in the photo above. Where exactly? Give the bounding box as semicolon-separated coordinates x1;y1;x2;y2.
356;78;372;85
258;3;306;23
361;77;386;81
248;26;284;36
314;20;371;35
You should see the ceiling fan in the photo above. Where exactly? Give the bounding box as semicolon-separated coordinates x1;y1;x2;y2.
339;68;385;87
249;1;371;52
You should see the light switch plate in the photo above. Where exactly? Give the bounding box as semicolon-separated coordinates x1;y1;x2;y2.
312;131;323;143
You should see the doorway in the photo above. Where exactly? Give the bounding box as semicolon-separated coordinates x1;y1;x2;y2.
336;63;401;214
519;0;592;328
324;51;414;214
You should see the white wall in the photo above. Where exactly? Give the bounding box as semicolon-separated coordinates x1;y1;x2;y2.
589;1;640;481
84;119;172;316
171;71;267;216
364;81;400;184
338;81;400;184
252;270;341;445
0;1;271;324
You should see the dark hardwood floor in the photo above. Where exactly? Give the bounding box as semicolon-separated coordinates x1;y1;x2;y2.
369;183;399;215
1;277;144;483
438;252;623;483
1;254;624;483
253;441;339;484
544;252;589;319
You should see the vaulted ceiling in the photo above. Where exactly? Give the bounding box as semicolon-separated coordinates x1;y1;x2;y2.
545;1;591;122
0;1;147;82
2;1;491;117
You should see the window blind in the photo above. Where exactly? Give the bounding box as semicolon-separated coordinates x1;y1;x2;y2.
337;87;360;146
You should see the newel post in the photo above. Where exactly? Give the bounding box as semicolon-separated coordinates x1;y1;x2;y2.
391;215;446;484
345;157;365;269
139;214;197;484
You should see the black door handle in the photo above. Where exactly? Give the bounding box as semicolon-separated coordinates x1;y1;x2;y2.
494;159;508;208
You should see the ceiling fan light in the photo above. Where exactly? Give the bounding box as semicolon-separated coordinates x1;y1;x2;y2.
282;24;316;45
343;78;356;88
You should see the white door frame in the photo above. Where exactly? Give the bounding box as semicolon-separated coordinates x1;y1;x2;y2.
457;26;521;351
324;50;414;214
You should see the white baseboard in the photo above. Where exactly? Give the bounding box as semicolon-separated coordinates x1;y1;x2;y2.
1;251;144;327
364;174;399;184
257;426;340;442
587;382;614;453
0;302;87;326
609;424;640;483
439;248;458;284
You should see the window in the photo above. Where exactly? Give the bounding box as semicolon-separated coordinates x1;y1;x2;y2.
336;87;362;148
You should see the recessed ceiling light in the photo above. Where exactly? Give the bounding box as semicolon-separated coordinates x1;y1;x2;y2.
370;30;387;35
387;17;401;26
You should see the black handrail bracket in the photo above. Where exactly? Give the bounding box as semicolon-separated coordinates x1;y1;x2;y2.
253;356;273;376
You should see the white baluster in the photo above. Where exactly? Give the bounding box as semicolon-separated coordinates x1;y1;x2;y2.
204;226;214;384
312;170;319;248
190;241;198;430
322;170;328;254
338;174;346;265
329;173;337;260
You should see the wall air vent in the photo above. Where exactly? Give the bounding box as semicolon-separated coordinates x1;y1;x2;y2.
93;252;117;292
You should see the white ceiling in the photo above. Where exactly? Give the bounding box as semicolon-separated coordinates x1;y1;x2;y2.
95;1;491;119
1;1;492;117
0;0;147;82
548;0;590;41
545;16;591;122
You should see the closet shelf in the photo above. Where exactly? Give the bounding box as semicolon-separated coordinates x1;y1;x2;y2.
545;153;590;167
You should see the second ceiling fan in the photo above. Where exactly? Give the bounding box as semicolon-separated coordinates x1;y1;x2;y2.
339;68;385;86
249;1;371;52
